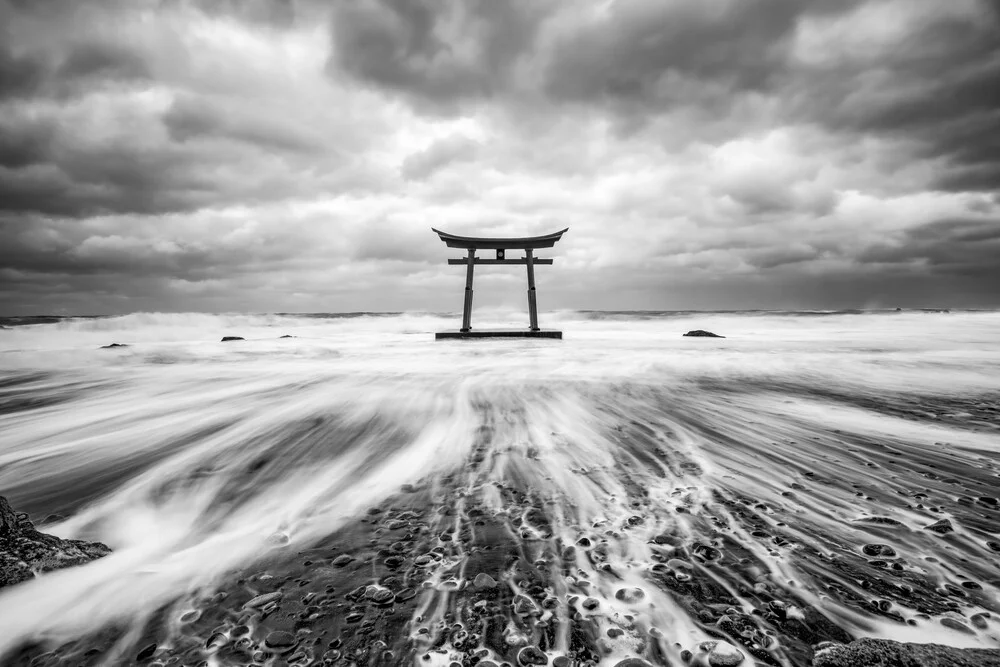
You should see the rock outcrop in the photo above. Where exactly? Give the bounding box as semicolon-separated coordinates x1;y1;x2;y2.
0;496;111;588
221;336;245;342
683;330;725;338
814;638;1000;667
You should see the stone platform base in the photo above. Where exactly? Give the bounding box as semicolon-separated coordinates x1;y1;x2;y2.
435;330;563;340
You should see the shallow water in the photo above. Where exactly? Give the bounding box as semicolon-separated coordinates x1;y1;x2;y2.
1;310;999;665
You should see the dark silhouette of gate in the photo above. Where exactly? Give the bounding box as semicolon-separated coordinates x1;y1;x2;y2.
432;228;568;339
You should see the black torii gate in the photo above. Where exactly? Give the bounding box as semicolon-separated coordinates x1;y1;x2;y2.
432;228;568;339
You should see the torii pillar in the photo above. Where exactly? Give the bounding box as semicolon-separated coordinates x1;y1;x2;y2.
432;228;568;339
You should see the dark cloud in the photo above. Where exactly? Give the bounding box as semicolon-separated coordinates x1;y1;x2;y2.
795;3;1000;193
401;134;479;180
543;0;801;107
163;94;327;155
0;44;47;100
1;0;999;314
56;41;150;83
328;0;549;108
858;218;1000;278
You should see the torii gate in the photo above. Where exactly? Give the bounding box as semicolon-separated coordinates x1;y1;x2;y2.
432;227;568;339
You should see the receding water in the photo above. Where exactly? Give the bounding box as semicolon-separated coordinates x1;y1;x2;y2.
1;310;998;666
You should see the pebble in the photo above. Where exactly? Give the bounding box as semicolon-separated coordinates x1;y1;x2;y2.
267;532;290;547
332;554;354;567
244;591;282;609
474;573;498;589
615;587;646;604
612;660;652;667
924;518;954;534
940;618;975;634
265;630;297;652
862;544;897;557
136;643;157;661
179;610;201;623
856;517;905;526
517;646;548;665
698;640;745;666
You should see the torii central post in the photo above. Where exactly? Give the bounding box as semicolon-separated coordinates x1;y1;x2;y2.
432;228;568;339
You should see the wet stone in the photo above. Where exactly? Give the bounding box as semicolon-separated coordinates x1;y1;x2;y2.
698;640;745;667
862;544;897;557
856;517;905;527
615;587;646;604
179;610;201;623
518;645;548;665
581;597;600;610
264;631;297;653
613;660;653;667
244;591;282;609
924;519;954;534
331;554;354;567
474;573;498;589
940;618;975;634
136;643;157;661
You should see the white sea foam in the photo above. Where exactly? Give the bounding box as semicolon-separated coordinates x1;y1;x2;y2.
0;310;998;659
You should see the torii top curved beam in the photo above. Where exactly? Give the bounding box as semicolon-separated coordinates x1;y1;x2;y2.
431;228;569;250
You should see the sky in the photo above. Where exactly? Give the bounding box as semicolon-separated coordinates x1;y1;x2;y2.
0;0;998;315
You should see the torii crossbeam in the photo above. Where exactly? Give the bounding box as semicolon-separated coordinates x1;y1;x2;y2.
432;227;568;340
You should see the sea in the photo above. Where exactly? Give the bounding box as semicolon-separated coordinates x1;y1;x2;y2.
0;309;998;666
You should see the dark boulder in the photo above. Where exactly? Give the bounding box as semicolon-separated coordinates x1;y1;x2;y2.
1;496;112;588
814;638;1000;667
221;336;245;342
99;343;129;349
683;330;725;338
279;335;296;338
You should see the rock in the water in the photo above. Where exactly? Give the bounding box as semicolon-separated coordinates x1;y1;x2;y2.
614;586;646;604
612;660;652;667
473;572;497;589
683;330;725;338
1;496;112;588
517;646;548;665
696;640;745;666
813;638;1000;667
99;343;129;349
243;591;282;609
279;334;296;338
221;336;245;342
924;518;954;534
264;630;296;653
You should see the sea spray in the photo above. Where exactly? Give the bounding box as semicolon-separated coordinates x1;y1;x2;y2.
0;310;998;664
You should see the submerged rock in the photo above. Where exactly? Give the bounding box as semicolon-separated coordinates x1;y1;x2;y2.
473;572;497;589
683;330;725;338
221;336;245;342
0;496;111;588
924;518;954;534
99;343;129;349
692;640;745;666
813;638;1000;667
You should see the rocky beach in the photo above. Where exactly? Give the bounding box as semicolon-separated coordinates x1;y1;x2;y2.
1;310;999;666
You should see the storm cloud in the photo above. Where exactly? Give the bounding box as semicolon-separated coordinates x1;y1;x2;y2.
0;0;998;315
